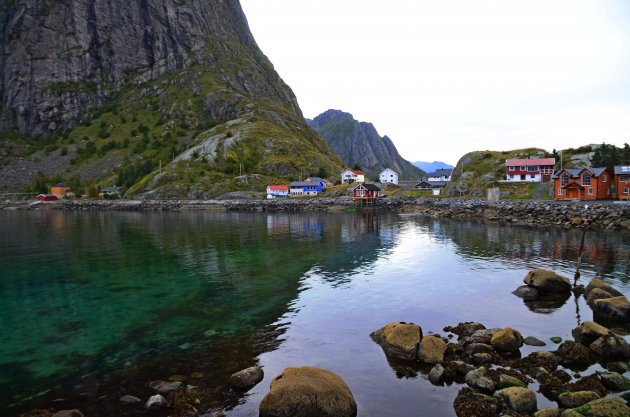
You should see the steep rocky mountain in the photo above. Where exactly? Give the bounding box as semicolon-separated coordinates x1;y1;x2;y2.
308;110;425;181
0;0;342;196
412;161;454;173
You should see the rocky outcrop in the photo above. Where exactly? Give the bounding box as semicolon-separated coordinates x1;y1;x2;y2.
370;322;423;361
0;0;300;135
308;110;426;180
523;270;571;294
259;366;357;417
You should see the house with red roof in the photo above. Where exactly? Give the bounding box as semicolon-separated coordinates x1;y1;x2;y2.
552;167;613;200
341;169;365;184
266;184;289;199
505;157;556;182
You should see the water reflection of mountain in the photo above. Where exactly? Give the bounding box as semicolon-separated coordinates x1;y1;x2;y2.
414;216;630;284
0;210;402;414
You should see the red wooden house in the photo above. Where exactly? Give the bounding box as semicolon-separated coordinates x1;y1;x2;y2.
352;183;380;199
37;194;58;201
614;166;630;200
552;167;612;200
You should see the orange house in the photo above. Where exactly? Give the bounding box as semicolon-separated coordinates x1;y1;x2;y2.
552;167;612;200
615;165;630;200
50;182;71;198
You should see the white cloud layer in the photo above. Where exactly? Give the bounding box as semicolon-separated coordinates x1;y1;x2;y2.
241;0;630;165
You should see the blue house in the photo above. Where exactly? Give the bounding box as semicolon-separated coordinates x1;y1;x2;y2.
289;181;323;197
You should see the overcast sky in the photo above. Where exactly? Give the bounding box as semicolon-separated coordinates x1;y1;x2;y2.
240;0;630;165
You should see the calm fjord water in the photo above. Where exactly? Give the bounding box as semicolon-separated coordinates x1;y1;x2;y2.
1;210;629;416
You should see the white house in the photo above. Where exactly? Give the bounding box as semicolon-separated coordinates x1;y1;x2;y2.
379;168;398;185
341;169;365;184
427;168;452;182
505;158;556;182
266;185;289;199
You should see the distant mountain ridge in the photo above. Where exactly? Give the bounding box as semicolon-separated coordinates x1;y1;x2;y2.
412;161;454;173
308;109;426;180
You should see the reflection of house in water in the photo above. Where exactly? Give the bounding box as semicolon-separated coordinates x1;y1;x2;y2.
341;212;385;243
266;214;325;240
267;215;290;236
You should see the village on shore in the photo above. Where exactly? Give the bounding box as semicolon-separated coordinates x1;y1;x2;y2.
32;157;630;204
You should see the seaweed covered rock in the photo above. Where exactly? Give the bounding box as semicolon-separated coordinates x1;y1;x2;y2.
523;269;571;294
568;396;630;417
444;322;486;340
589;335;630;360
454;387;502;417
555;341;595;370
557;391;601;408
259;366;357;417
592;297;630;323
370;322;422;361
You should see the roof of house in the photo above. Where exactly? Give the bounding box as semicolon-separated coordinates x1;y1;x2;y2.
267;185;288;191
552;167;608;179
305;177;324;183
290;181;321;187
380;168;398;175
506;158;555;166
52;182;68;187
350;169;365;175
354;183;380;191
614;165;630;175
428;168;453;177
37;194;57;198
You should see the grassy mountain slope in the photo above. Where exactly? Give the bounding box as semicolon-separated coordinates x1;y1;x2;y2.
0;1;343;197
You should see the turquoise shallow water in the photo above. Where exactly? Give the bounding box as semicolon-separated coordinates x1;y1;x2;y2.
1;210;629;416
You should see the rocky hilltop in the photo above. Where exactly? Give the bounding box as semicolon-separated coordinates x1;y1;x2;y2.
308;109;425;181
0;0;342;196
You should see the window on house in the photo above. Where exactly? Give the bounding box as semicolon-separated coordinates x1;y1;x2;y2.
527;166;537;171
561;173;569;186
582;172;591;186
558;189;563;195
530;175;535;179
588;188;593;195
625;187;629;195
509;166;515;171
602;175;607;182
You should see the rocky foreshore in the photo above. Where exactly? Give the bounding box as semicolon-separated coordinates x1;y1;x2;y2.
2;198;630;230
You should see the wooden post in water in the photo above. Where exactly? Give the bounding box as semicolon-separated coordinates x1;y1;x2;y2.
573;215;590;288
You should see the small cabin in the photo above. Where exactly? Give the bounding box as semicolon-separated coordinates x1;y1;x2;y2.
352;183;380;199
37;194;58;201
266;185;289;199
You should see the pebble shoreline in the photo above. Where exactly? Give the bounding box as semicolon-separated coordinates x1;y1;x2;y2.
3;198;630;231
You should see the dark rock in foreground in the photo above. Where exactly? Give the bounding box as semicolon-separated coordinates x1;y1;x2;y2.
229;366;264;391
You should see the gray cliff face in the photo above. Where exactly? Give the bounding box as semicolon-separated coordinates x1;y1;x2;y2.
309;109;426;180
0;0;301;135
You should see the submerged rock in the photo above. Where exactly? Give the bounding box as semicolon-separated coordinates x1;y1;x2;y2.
259;366;357;417
145;394;167;411
513;285;539;300
119;395;142;405
51;411;84;417
498;374;527;389
524;336;547;346
149;380;182;394
523;269;571;294
429;364;447;385
229;366;264;391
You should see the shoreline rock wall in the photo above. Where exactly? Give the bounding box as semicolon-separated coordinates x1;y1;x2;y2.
3;198;630;231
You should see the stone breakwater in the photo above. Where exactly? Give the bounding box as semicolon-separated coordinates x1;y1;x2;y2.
3;198;630;230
